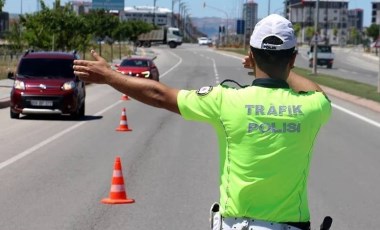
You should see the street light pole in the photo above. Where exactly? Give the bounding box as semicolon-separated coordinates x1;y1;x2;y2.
268;0;270;16
153;0;157;25
312;0;320;75
171;0;178;27
203;2;229;45
179;2;185;30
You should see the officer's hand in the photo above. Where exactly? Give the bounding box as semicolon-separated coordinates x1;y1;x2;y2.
242;51;254;69
73;50;112;84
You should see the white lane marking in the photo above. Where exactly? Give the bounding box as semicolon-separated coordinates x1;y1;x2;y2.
0;53;184;171
210;58;219;84
332;103;380;128
160;51;182;79
0;100;123;171
218;52;244;60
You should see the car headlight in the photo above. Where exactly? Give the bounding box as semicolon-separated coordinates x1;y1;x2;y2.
14;80;25;90
62;81;76;90
141;71;150;78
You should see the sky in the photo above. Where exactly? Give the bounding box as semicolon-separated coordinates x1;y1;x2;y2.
2;0;375;26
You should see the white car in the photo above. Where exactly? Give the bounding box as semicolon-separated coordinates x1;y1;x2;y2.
198;37;212;46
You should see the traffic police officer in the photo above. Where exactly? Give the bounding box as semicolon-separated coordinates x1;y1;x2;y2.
73;14;332;230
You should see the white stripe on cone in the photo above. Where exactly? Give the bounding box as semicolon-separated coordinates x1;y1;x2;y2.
111;184;126;192
113;170;123;177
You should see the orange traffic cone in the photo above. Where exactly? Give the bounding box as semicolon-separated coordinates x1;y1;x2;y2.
101;156;135;204
121;94;130;101
116;108;132;132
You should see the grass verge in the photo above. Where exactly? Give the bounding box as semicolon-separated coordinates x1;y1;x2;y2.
293;67;380;103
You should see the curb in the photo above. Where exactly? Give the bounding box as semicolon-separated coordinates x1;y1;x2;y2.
321;85;380;113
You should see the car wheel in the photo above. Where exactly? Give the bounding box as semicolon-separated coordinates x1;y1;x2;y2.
10;109;20;119
169;42;177;49
327;64;332;69
71;103;85;120
153;75;159;82
143;41;151;47
79;103;85;117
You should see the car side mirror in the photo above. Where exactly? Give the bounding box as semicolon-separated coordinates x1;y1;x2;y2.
7;71;15;79
307;51;310;55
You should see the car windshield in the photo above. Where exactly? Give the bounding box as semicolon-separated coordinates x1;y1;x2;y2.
120;59;149;67
310;46;332;53
18;58;75;79
173;30;183;37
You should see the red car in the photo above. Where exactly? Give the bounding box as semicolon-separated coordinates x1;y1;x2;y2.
115;56;160;82
8;50;86;119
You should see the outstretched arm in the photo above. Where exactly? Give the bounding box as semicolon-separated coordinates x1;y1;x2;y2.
73;50;180;114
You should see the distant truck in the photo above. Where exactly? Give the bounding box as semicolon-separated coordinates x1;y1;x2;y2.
308;44;334;69
136;27;183;49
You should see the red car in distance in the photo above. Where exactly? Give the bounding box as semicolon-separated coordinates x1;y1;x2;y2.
114;56;160;82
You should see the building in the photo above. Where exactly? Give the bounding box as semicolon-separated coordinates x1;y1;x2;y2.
348;9;363;31
284;0;349;46
69;1;92;14
371;1;380;24
92;0;124;11
242;0;258;46
68;2;173;26
123;6;172;27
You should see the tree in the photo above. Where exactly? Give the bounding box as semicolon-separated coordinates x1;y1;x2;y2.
4;20;23;52
70;14;93;59
293;23;301;44
366;24;379;41
305;26;315;44
113;20;132;59
83;9;120;57
4;0;155;57
19;0;79;50
293;23;301;37
349;28;360;45
0;0;5;12
128;20;154;43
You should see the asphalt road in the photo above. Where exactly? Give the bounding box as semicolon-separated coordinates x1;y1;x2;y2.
0;44;379;230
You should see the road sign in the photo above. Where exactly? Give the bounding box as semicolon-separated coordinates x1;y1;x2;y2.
236;19;245;35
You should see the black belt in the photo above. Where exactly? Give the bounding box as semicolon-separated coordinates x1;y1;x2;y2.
283;221;310;230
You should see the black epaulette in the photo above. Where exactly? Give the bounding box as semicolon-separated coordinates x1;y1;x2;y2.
220;79;249;89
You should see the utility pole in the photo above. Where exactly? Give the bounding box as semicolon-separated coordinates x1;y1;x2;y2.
312;0;320;75
378;24;380;93
203;2;229;45
153;0;157;25
171;0;177;27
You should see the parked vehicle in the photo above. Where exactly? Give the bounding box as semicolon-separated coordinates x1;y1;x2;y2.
308;44;334;69
8;50;86;119
114;56;160;82
136;27;183;49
